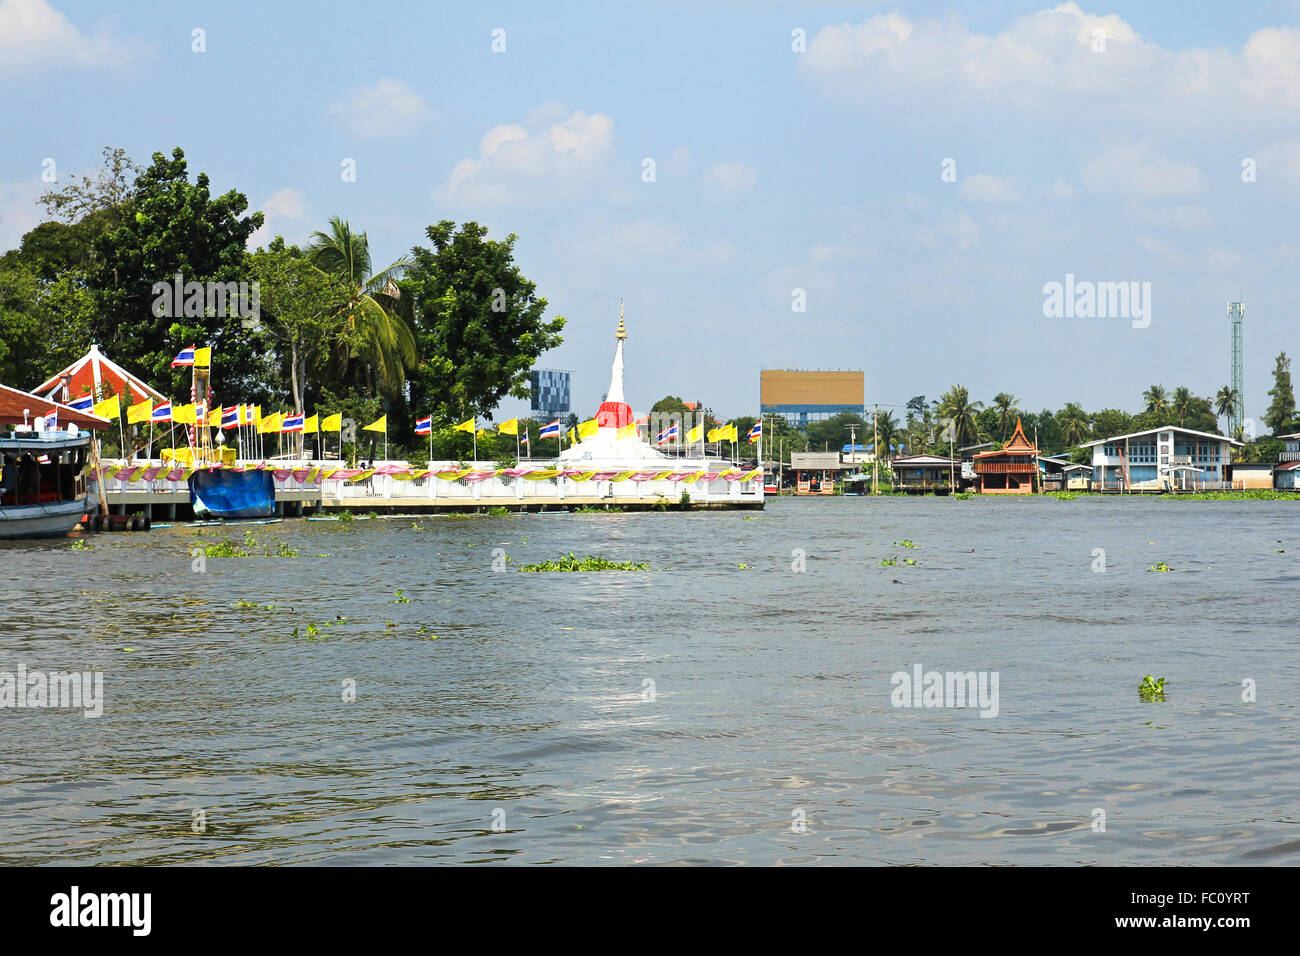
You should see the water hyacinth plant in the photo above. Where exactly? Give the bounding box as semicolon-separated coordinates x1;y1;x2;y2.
519;552;650;572
1138;675;1169;701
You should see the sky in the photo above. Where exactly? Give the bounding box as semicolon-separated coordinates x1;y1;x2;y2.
3;0;1300;427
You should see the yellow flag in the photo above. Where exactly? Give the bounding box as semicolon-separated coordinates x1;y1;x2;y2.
193;347;211;368
208;407;222;426
476;428;489;438
567;426;576;443
126;399;152;424
706;426;721;442
258;412;282;434
725;424;739;442
172;403;196;425
363;415;387;432
303;414;318;433
617;422;637;440
321;413;342;431
497;417;518;436
687;423;703;443
454;418;475;433
92;396;121;420
577;418;598;440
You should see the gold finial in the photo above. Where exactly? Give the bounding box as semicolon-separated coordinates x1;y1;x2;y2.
616;299;627;339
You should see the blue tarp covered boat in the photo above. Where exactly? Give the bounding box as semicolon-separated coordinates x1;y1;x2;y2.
189;469;275;519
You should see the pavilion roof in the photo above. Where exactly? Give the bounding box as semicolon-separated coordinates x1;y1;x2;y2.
30;343;167;405
0;383;110;429
974;418;1037;458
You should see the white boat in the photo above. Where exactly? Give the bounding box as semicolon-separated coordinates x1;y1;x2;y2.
0;430;99;539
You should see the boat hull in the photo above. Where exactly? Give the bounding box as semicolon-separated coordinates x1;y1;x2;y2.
189;469;275;519
0;494;94;539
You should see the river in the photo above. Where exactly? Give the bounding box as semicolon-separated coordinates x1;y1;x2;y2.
1;495;1295;865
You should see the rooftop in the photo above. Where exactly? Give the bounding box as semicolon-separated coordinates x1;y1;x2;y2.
1080;425;1242;447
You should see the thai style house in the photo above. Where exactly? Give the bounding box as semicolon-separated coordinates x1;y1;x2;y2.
972;419;1038;494
1080;426;1240;491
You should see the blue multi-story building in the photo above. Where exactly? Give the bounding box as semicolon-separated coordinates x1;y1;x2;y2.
1080;426;1241;490
1276;432;1300;490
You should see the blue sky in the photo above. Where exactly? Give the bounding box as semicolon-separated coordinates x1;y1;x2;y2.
4;0;1300;426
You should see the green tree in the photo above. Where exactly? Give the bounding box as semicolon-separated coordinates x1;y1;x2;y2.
806;411;867;452
991;392;1020;441
1055;402;1091;446
874;409;900;460
1264;351;1296;435
86;147;266;399
1142;384;1168;418
248;242;350;418
936;384;984;446
1092;408;1133;440
404;221;565;422
1214;385;1238;432
307;216;416;400
1171;386;1194;427
651;395;691;414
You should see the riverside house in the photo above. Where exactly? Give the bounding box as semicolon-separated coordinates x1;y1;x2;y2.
1080;426;1240;491
1275;433;1300;490
890;454;960;494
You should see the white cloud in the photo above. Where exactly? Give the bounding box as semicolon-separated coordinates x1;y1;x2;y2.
1204;248;1242;273
1080;145;1206;197
800;4;1300;126
700;161;757;199
1134;205;1211;229
1049;179;1077;199
434;106;614;206
0;0;128;70
1257;139;1300;188
916;210;978;250
247;188;310;250
328;78;434;139
961;173;1021;203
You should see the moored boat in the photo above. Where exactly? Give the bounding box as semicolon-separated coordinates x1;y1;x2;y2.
0;430;100;539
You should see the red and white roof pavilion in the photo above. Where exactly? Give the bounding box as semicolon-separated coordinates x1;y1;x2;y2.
32;343;167;406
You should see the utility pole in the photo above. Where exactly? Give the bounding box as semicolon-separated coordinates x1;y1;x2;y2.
873;403;879;495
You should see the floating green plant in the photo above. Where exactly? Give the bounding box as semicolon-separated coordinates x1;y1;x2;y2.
1138;675;1169;701
69;539;92;550
879;557;898;566
737;563;750;569
486;506;512;516
902;557;918;566
392;589;411;604
954;492;974;499
520;552;650;572
1148;561;1173;572
893;539;918;549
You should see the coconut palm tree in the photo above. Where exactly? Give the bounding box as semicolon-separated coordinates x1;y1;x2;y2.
1057;403;1091;446
937;384;984;446
1214;385;1238;432
1171;386;1194;427
1143;384;1168;417
308;216;417;398
992;392;1020;442
874;409;900;462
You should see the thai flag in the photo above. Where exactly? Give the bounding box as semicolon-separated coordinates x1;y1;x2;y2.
415;415;432;435
151;401;172;422
747;421;762;441
539;419;561;439
44;408;59;431
221;406;240;429
520;431;529;445
171;346;196;367
656;422;679;445
282;413;305;432
68;396;95;412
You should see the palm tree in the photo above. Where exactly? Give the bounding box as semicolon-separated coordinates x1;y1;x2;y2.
1143;384;1168;417
937;384;984;446
308;216;417;398
1171;386;1194;427
1214;385;1238;432
874;409;899;462
1057;403;1090;446
992;392;1020;442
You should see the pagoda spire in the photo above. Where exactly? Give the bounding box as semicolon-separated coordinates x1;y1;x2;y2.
605;301;626;405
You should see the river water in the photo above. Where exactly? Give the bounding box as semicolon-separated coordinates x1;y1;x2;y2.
1;496;1296;865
